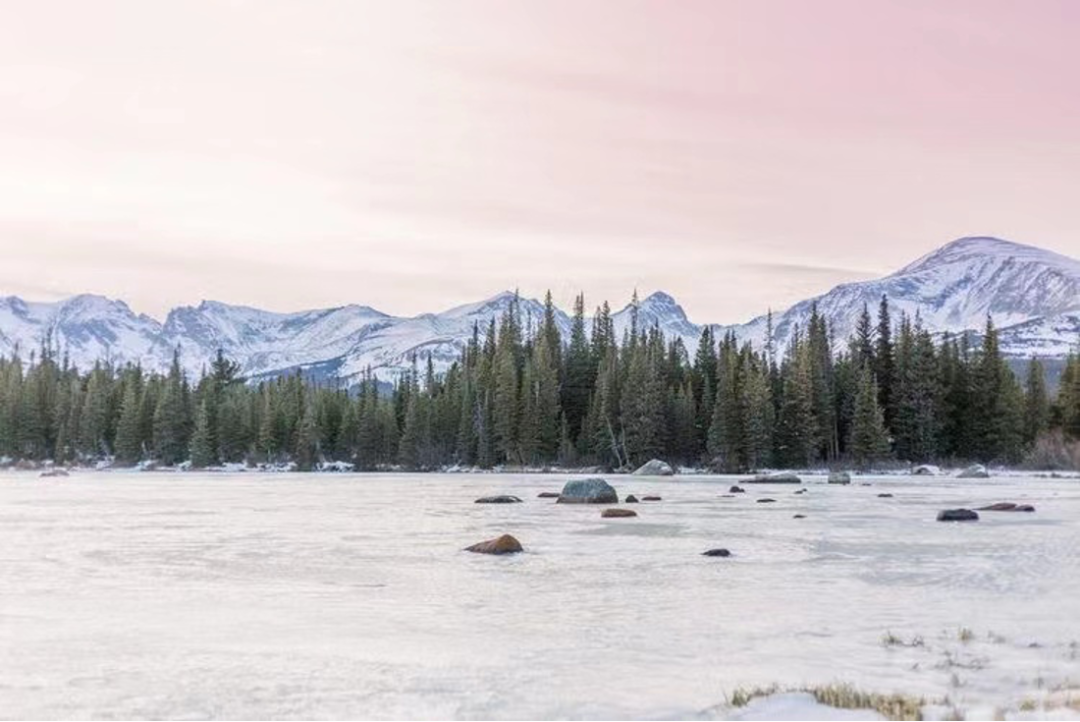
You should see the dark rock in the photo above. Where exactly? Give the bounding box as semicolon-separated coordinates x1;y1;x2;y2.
557;478;618;505
537;492;561;499
729;485;746;493
977;502;1035;512
475;495;523;504
937;509;979;522
756;498;777;504
794;489;807;495
702;548;732;557
877;493;894;498
625;494;640;503
465;534;523;555
642;495;662;502
601;508;637;518
39;468;70;478
793;514;806;519
912;464;940;477
719;494;735;498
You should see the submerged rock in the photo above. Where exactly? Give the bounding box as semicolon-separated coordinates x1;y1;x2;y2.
756;498;777;504
632;459;675;476
625;494;640;503
937;509;979;522
702;548;732;557
877;493;894;498
557;478;618;505
794;488;807;495
957;464;990;479
912;464;940;477
537;492;561;499
978;502;1035;512
601;508;637;518
729;485;746;493
827;471;852;485
748;471;802;484
793;514;807;519
642;495;662;502
39;468;70;478
475;495;523;504
465;534;523;555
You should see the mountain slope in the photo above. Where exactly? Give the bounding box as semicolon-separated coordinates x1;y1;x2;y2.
0;236;1076;383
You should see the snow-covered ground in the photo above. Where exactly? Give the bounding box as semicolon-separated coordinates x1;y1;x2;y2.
1;472;1078;720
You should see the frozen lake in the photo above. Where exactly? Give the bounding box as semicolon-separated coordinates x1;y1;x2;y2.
1;471;1078;720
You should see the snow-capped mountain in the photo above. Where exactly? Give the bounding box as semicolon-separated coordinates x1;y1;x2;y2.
0;237;1076;384
721;236;1080;356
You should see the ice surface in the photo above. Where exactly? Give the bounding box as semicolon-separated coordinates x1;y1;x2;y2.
1;472;1078;719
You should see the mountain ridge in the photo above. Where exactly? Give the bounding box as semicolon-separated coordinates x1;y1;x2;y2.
1;236;1077;382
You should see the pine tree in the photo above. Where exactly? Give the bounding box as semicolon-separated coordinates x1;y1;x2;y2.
114;370;145;464
189;399;216;468
848;363;890;470
1022;358;1050;448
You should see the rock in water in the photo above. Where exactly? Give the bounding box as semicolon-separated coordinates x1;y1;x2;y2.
828;471;851;485
702;548;732;557
729;485;746;494
747;471;802;484
642;495;662;502
756;498;777;504
39;468;70;478
877;493;894;498
557;478;618;505
937;509;979;522
793;514;807;519
465;534;524;555
475;495;523;504
537;492;561;499
912;464;940;477
601;508;637;518
957;464;990;479
978;502;1035;512
625;494;640;503
632;459;675;476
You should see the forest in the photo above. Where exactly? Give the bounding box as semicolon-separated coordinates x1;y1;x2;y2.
1;293;1079;472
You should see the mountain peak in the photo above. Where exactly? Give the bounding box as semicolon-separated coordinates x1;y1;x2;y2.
897;236;1080;277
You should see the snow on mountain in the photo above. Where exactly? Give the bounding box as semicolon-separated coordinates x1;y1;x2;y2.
722;236;1080;357
0;237;1076;384
0;294;163;369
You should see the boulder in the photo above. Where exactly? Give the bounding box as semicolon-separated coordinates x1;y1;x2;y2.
977;502;1035;512
794;489;807;495
475;495;523;504
793;514;807;519
557;478;618;505
937;509;979;522
747;471;802;484
642;495;662;502
465;534;524;555
601;508;637;518
756;498;777;504
957;464;990;479
877;493;894;498
702;548;732;557
828;471;852;485
625;494;640;503
632;459;675;476
912;464;940;477
537;492;561;499
729;485;746;494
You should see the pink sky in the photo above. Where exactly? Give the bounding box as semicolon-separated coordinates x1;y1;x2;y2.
1;0;1078;322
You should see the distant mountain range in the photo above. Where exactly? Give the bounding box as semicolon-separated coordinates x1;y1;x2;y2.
1;236;1077;384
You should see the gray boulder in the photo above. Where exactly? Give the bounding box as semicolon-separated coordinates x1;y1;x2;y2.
957;464;990;479
827;471;851;485
912;464;940;477
632;459;675;476
557;478;618;505
475;495;523;504
937;509;979;522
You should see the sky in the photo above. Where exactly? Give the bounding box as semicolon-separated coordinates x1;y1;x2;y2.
1;0;1079;324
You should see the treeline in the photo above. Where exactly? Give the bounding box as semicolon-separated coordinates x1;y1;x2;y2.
1;293;1078;471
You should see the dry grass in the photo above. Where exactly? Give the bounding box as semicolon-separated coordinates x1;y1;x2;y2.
882;631;926;648
726;683;927;721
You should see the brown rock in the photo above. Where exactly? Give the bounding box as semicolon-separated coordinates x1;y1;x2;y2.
601;508;638;518
537;492;561;499
977;502;1035;512
465;534;524;555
